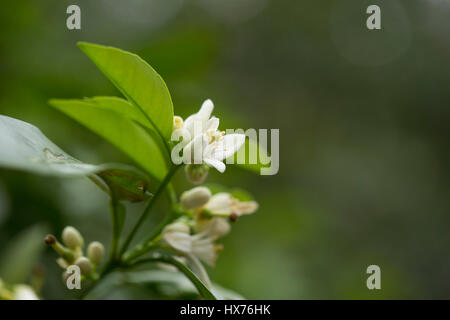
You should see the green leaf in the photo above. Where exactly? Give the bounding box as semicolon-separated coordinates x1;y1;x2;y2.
77;42;174;142
84;97;168;159
0;115;152;202
0;115;101;177
126;254;217;300
96;166;152;203
48;98;168;181
159;254;217;300
123;270;244;300
86;96;152;129
0;224;47;284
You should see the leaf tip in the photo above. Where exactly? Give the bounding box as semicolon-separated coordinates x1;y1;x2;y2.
76;41;89;48
47;98;61;108
76;41;96;54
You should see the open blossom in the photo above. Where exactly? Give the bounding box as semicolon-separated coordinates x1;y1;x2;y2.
204;193;258;219
162;221;192;254
162;219;229;266
172;99;246;173
163;187;257;266
180;186;259;219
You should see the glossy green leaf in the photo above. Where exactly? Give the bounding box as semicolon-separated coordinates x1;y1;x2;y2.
96;166;152;203
0;115;101;176
83;97;168;158
77;42;174;142
0;115;152;202
123;270;244;300
86;96;152;129
49;99;168;181
0;224;47;284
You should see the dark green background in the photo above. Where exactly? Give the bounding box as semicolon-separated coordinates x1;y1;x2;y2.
0;0;449;299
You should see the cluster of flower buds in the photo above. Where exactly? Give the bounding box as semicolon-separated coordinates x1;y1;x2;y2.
44;226;104;283
162;186;258;266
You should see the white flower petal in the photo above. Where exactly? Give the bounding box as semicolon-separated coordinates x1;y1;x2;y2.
183;114;195;133
183;134;207;164
205;193;233;214
184;100;215;137
163;232;192;253
211;134;246;161
198;99;214;122
165;221;190;234
192;237;216;266
207;218;231;239
203;141;216;159
204;157;226;173
234;200;259;215
205;117;220;132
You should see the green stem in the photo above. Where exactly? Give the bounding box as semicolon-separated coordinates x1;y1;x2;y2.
123;236;161;263
118;166;179;257
109;192;122;260
80;166;182;299
167;183;177;204
78;260;117;299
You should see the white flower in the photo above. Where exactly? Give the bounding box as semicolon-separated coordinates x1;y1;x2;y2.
173;99;246;173
183;99;215;139
162;221;192;253
205;192;259;218
13;285;39;300
190;219;228;266
162;219;226;266
172;99;214;144
190;237;219;266
195;217;231;238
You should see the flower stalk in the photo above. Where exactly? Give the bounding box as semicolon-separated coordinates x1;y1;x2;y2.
118;165;180;257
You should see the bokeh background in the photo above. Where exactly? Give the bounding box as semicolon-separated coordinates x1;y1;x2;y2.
1;0;450;299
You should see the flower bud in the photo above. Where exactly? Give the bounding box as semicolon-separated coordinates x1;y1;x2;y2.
45;234;74;263
74;257;91;275
87;241;104;265
56;258;69;269
62;226;84;250
185;164;209;185
181;187;212;210
173;116;184;130
44;234;56;245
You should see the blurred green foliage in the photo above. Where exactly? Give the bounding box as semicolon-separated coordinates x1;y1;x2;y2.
0;0;449;299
